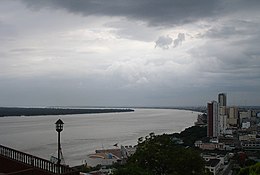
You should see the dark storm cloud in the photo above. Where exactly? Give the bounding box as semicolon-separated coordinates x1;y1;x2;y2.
1;0;260;106
203;20;260;39
198;18;260;81
21;0;222;26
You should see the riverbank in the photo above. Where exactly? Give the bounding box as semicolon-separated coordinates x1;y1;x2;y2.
0;107;134;117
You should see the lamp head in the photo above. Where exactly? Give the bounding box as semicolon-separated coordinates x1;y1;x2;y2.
55;119;64;132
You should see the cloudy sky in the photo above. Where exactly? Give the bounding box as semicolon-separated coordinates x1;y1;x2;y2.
0;0;260;107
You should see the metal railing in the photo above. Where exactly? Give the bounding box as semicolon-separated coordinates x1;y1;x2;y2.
0;145;78;175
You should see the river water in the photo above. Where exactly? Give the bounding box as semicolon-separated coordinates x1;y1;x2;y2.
0;108;199;166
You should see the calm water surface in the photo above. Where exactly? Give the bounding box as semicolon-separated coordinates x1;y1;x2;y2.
0;108;199;166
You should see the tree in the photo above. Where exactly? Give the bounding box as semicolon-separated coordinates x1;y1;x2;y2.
171;126;207;146
114;133;209;175
238;162;260;175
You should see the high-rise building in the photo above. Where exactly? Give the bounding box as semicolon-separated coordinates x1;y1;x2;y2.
227;106;238;127
229;107;238;119
207;101;219;137
219;114;227;135
219;106;227;115
218;93;227;106
219;106;228;134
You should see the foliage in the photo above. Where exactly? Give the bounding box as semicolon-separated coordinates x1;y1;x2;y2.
0;107;134;117
245;159;257;167
74;164;103;173
171;125;207;146
238;162;260;175
114;133;210;175
113;164;153;175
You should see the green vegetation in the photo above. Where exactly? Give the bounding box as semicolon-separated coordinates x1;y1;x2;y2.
0;107;134;117
114;132;210;175
74;164;103;173
238;162;260;175
171;125;207;146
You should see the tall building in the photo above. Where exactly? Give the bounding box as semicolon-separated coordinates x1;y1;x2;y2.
227;106;238;127
218;93;227;106
219;106;227;115
207;101;219;137
219;114;227;135
219;106;228;134
229;107;238;119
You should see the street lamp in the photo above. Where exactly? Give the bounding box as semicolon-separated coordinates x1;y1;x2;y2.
55;119;64;174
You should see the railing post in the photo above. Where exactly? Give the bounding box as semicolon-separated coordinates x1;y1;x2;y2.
0;145;77;175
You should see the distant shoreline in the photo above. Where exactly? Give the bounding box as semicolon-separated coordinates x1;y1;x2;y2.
50;106;208;113
0;107;134;117
1;105;259;117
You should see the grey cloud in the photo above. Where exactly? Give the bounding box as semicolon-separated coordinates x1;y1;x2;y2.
198;19;260;86
189;35;260;93
203;19;260;40
20;0;260;27
105;20;158;42
155;33;185;49
10;48;40;53
205;26;237;38
173;33;185;48
155;35;173;49
0;21;17;39
20;0;222;26
1;0;260;106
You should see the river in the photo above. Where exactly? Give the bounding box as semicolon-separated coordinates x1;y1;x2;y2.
0;108;199;166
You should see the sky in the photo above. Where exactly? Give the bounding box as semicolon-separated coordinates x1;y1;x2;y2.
0;0;260;107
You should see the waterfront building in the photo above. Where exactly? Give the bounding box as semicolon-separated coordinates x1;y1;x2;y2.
219;106;227;115
227;107;238;127
219;114;227;135
229;107;238;119
239;111;251;126
207;101;219;137
218;93;227;107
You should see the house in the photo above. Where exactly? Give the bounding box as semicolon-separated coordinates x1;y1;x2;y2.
194;140;225;150
205;159;221;175
241;141;260;150
202;153;228;165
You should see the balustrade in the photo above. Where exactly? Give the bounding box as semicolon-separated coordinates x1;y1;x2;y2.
0;145;78;175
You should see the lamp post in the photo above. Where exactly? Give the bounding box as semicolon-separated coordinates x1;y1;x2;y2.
55;119;64;174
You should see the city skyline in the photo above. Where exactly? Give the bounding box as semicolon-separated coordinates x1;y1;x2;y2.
0;0;260;107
